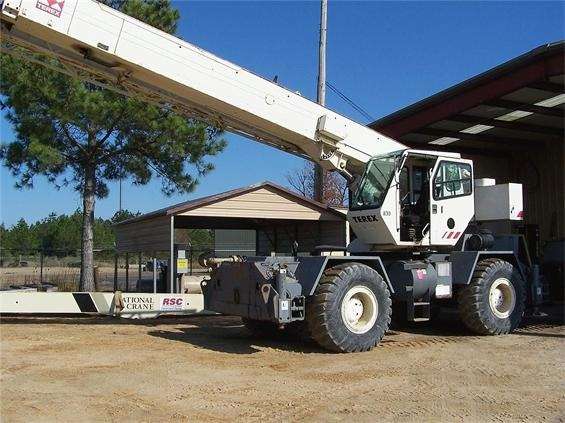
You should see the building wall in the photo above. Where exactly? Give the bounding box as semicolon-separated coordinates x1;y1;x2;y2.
511;141;564;243
115;216;171;253
465;141;564;245
467;154;511;183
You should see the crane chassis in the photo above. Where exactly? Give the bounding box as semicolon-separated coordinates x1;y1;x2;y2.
0;0;544;352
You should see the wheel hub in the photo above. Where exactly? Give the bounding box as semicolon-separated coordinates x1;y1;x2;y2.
488;278;516;319
345;298;364;324
340;286;378;334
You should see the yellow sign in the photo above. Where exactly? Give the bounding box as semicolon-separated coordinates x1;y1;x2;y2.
177;258;189;273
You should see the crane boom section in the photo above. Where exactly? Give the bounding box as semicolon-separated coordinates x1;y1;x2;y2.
0;0;406;174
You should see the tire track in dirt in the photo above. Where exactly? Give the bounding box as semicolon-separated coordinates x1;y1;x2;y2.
289;323;564;421
377;323;563;350
2;317;563;422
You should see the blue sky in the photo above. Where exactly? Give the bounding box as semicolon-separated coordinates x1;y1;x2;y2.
1;1;563;226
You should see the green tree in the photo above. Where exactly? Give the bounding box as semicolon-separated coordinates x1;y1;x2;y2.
33;211;96;255
4;218;38;254
187;229;214;248
0;223;6;265
34;213;76;255
0;1;226;290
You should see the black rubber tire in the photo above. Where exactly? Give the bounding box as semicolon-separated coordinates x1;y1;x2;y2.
242;318;279;337
306;263;392;353
458;258;526;335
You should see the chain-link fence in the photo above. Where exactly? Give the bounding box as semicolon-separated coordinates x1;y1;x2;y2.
0;245;217;292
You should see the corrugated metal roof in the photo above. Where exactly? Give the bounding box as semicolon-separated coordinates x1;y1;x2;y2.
114;181;345;226
370;41;564;130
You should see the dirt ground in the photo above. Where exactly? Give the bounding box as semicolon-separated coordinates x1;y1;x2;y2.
1;310;563;422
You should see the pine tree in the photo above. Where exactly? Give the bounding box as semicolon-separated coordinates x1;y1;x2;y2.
0;1;226;290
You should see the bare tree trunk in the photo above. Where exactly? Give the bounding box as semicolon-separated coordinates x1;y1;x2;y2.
80;166;96;292
313;165;325;202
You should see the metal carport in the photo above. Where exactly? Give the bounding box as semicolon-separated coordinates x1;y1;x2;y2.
113;181;347;292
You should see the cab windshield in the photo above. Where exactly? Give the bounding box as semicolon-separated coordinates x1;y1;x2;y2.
351;151;404;210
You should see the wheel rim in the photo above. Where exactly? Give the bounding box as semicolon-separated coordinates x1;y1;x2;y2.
488;277;516;319
340;285;378;334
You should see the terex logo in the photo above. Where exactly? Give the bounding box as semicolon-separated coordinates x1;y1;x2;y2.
36;0;65;17
352;215;379;223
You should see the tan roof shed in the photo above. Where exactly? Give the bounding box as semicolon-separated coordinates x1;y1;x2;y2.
113;181;347;255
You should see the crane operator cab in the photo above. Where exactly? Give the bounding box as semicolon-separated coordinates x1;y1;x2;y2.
347;150;475;249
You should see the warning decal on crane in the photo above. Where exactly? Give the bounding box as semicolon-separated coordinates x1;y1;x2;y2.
36;0;65;17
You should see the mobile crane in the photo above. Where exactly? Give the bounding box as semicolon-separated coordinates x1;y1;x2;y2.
0;0;536;352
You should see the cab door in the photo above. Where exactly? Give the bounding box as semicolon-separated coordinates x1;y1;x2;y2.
429;159;474;246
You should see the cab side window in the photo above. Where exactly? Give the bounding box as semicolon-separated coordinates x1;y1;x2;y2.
433;162;472;200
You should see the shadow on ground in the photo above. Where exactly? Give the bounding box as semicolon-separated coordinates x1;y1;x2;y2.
148;319;328;355
0;313;220;327
2;304;563;354
146;305;564;354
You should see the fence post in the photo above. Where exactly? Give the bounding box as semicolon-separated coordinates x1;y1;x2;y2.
189;244;193;276
125;253;129;292
94;266;99;291
113;252;118;292
153;258;157;294
138;252;142;290
39;248;44;290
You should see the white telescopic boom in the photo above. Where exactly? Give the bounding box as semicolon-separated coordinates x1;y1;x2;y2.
0;0;406;175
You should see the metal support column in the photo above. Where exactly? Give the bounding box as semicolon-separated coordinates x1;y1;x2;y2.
39;249;44;288
125;253;129;292
113;252;118;291
153;258;157;294
189;243;193;276
138;252;142;287
170;216;175;293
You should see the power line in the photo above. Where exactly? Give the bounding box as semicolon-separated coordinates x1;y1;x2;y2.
326;81;374;122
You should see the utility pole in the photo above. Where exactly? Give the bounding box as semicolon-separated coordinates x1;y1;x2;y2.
314;0;328;203
317;0;327;108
